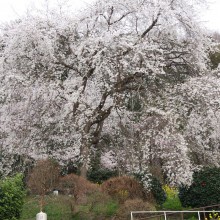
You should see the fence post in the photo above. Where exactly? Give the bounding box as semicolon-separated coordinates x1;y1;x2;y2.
203;208;206;219
164;211;167;220
131;212;133;220
181;212;184;220
198;211;201;220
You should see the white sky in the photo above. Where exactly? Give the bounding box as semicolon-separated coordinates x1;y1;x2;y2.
202;0;220;32
0;0;219;32
0;0;96;21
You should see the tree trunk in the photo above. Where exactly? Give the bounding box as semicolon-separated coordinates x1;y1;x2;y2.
80;164;87;178
80;141;90;178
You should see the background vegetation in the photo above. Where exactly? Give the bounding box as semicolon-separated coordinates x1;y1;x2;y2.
0;174;26;220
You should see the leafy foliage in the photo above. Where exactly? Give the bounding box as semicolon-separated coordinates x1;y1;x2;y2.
151;177;166;206
87;148;118;183
134;172;165;205
87;168;118;184
179;167;220;208
210;49;220;69
162;185;183;210
133;170;152;192
205;212;220;220
178;184;191;208
0;174;26;220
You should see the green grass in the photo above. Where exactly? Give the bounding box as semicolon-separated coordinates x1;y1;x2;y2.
20;193;118;220
72;192;119;220
20;195;73;220
20;196;40;220
89;200;118;217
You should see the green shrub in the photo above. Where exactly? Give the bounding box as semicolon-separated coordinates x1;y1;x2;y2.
162;185;183;210
210;49;220;69
151;177;166;206
179;167;220;208
0;173;26;220
87;168;118;184
134;172;166;206
178;184;191;207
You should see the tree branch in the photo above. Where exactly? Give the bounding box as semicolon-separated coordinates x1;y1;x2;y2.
141;11;160;39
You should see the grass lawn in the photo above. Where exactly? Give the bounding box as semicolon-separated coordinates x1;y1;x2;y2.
20;193;118;220
20;195;73;220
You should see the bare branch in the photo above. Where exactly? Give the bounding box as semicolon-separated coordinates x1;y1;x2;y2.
141;11;160;38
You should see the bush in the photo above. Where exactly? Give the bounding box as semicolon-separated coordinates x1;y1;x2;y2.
27;159;60;195
101;176;145;203
178;184;191;207
151;177;166;206
179;167;220;208
133;170;152;192
87;147;118;184
87;168;118;184
0;173;26;220
162;185;183;210
59;173;99;203
134;171;166;206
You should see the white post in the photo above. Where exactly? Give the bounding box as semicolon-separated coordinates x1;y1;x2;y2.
198;211;201;220
36;211;47;220
131;212;134;220
164;211;167;220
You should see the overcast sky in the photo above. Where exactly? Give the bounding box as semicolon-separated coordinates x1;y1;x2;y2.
0;0;219;32
202;0;220;32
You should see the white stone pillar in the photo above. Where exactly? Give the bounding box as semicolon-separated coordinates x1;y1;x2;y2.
36;211;47;220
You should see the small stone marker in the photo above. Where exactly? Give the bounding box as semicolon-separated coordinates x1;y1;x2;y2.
53;189;59;196
36;211;47;220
